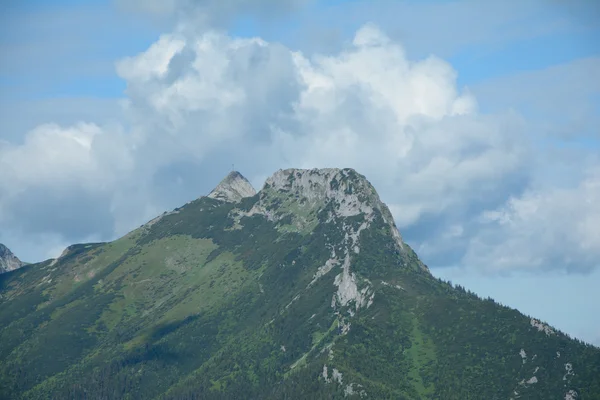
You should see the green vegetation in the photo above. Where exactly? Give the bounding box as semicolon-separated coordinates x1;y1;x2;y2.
0;169;599;400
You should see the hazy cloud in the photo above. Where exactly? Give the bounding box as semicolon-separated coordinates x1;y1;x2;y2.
267;0;590;59
115;0;310;29
472;57;600;140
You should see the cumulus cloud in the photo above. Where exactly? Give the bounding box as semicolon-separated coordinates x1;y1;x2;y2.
0;122;137;206
1;21;597;276
465;167;600;273
0;122;136;260
112;23;529;229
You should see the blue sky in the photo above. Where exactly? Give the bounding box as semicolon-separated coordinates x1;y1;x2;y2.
1;0;599;345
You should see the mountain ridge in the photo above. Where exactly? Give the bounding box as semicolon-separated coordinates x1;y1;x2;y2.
0;167;598;399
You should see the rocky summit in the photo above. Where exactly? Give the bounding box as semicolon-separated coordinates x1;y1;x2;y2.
207;171;257;202
0;243;23;274
0;168;598;400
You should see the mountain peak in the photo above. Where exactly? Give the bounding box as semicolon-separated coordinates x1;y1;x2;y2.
263;168;377;209
207;171;256;202
0;243;23;274
263;167;405;240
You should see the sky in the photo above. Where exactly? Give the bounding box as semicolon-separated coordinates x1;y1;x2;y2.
1;0;599;345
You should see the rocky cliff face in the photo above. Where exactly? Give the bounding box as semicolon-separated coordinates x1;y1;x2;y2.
263;168;408;253
0;244;23;274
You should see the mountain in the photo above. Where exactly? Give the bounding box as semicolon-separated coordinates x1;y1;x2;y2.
0;168;598;400
0;243;23;274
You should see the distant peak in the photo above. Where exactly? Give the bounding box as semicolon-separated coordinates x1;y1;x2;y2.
0;243;23;274
208;171;256;202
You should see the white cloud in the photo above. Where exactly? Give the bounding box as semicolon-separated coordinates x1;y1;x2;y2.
0;122;133;196
117;34;187;82
0;121;139;257
1;22;598;279
114;23;525;232
1;123;101;193
466;167;600;273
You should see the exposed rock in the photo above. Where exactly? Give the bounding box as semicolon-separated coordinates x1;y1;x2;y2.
530;318;555;336
0;243;23;274
520;348;527;364
526;376;538;384
308;253;339;288
208;171;256;202
563;362;574;381
263;168;407;251
338;317;351;335
344;383;367;398
565;389;579;400
331;368;343;384
322;365;330;383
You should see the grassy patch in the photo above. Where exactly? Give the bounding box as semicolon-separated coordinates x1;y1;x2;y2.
406;320;436;397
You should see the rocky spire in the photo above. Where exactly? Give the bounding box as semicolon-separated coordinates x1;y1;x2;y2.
0;243;24;274
207;171;256;202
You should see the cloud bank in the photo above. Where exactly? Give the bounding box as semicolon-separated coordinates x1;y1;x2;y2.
1;20;598;274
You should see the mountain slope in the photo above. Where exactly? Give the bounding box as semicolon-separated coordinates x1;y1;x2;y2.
0;168;598;400
0;243;23;274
